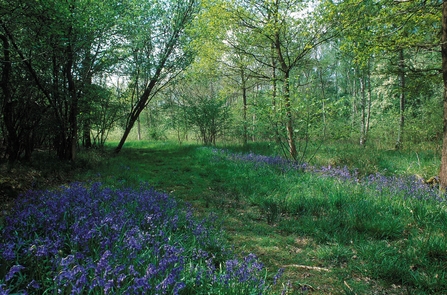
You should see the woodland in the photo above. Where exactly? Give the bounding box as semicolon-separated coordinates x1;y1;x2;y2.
2;0;447;294
0;0;444;167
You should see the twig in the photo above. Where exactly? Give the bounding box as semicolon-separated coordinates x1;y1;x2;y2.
344;280;357;294
283;264;330;272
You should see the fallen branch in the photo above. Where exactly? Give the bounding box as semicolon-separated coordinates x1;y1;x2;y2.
283;264;330;272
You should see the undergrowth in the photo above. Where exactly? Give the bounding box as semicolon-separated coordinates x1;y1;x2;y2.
2;140;444;294
0;182;279;294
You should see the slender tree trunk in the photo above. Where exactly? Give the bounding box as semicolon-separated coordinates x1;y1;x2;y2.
350;68;358;136
81;50;93;149
135;70;142;141
273;3;297;159
366;67;372;136
115;78;158;153
439;1;447;187
242;74;248;145
137;118;141;140
318;67;327;137
83;119;92;148
65;38;78;161
0;34;19;163
395;48;405;150
359;73;367;146
115;1;195;153
268;7;282;146
283;72;298;159
271;41;281;145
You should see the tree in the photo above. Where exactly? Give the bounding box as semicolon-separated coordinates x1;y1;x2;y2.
0;0;122;161
326;0;440;149
186;93;231;145
114;0;200;153
228;0;332;160
439;1;447;188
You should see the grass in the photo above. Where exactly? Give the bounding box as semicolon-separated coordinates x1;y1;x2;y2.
1;139;445;294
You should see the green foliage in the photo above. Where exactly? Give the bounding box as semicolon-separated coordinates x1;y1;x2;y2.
186;97;231;145
1;0;444;166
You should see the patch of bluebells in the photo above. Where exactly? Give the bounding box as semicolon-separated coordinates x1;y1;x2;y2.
211;148;308;173
364;173;445;202
211;148;446;202
0;182;280;294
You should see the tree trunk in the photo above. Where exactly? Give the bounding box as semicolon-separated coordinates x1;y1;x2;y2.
283;71;298;159
359;73;367;146
81;53;93;149
64;41;78;161
0;34;19;163
318;67;327;137
137;117;141;140
272;3;297;160
350;68;358;137
115;78;158;153
366;67;372;137
269;7;282;146
241;68;248;146
439;1;447;187
395;48;405;150
83;119;92;149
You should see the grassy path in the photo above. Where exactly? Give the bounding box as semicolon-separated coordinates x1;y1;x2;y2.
76;142;444;294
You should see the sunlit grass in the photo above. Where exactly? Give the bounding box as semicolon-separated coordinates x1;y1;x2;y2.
73;140;447;294
3;139;445;294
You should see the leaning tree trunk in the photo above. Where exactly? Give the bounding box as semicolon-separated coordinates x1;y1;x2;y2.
439;1;447;188
115;78;158;153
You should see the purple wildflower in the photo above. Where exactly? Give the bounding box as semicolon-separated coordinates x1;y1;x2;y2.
5;265;25;281
0;284;10;295
1;182;277;294
26;280;40;290
273;268;284;285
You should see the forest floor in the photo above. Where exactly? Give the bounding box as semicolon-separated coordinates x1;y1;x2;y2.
1;141;443;294
0;152;91;225
71;140;442;295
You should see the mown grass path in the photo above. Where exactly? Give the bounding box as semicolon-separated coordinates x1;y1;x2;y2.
77;142;446;294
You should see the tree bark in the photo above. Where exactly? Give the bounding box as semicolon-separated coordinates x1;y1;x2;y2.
439;1;447;187
115;0;197;153
241;68;248;146
395;48;405;150
273;4;297;159
0;34;19;163
350;67;358;136
283;72;298;160
318;67;327;138
115;78;159;153
271;41;281;145
64;40;78;161
359;73;367;146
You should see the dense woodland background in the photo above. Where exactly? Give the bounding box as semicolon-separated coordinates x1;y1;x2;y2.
0;0;443;166
4;2;447;293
